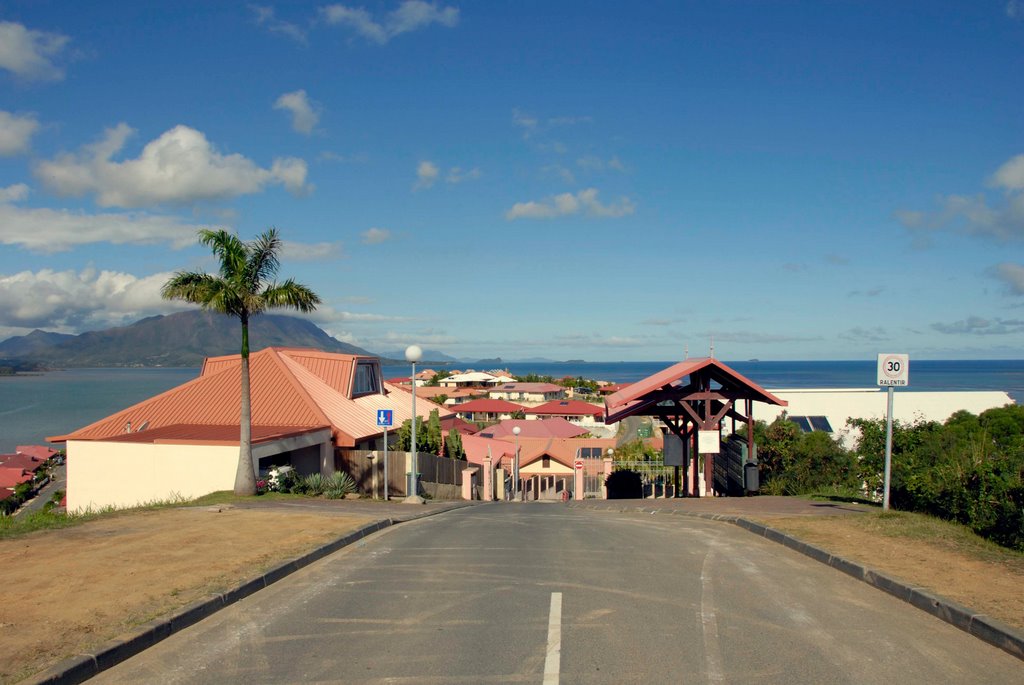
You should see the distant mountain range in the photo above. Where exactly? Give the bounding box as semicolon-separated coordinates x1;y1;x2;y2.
0;311;375;368
379;348;461;364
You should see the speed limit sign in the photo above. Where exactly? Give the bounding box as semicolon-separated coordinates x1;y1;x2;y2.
877;353;909;387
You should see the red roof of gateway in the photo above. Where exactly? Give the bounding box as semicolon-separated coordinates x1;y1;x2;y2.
49;347;450;448
525;400;603;417
604;357;785;424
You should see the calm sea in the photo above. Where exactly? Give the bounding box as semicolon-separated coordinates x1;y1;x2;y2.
2;360;1021;454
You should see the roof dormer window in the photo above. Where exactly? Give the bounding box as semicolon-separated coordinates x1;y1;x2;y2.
353;361;381;397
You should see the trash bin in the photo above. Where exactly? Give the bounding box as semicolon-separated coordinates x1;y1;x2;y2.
744;461;759;495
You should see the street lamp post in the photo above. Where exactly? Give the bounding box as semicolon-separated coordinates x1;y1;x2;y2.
512;425;521;501
404;345;424;505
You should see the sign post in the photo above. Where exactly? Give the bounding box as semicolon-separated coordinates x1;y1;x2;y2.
377;409;393;501
877;354;909;510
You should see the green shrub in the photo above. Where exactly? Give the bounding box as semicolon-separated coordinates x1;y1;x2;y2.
325;471;357;499
302;473;327;496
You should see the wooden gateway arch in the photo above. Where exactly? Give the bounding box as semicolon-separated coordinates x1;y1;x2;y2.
603;358;787;497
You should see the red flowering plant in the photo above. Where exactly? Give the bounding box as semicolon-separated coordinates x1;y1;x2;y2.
255;478;270;495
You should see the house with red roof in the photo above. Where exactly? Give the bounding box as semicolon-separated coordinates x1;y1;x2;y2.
48;347;450;512
453;398;526;423
487;382;565;403
474;418;589;440
525;400;605;426
516;436;617;500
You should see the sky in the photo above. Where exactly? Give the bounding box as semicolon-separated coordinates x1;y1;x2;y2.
1;1;1023;362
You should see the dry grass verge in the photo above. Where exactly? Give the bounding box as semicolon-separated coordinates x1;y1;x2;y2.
763;510;1024;630
0;504;375;684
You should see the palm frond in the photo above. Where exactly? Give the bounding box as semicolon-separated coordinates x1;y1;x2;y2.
246;228;282;288
261;279;322;313
199;229;247;279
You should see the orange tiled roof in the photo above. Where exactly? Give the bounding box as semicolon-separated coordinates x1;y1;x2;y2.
50;347;451;447
517;436;618;468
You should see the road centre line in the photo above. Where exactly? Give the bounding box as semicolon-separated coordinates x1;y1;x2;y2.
544;592;562;685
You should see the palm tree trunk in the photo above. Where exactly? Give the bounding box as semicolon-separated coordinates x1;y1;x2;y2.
234;315;257;495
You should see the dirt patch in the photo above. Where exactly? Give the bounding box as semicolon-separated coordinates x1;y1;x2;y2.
763;516;1024;631
0;506;375;684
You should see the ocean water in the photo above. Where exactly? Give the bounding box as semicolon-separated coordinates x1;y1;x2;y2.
385;359;1024;397
2;360;1021;454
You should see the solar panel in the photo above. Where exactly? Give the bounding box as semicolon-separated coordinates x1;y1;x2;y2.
790;416;813;432
809;416;833;432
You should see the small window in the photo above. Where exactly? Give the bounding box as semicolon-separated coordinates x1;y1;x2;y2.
353;362;380;396
543;456;550;468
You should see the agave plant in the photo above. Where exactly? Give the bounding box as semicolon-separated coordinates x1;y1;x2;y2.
325;471;357;499
302;472;327;496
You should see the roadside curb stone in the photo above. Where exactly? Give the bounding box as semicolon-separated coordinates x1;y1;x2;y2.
28;504;469;684
581;503;1024;662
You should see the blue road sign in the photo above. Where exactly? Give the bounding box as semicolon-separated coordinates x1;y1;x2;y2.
377;409;394;427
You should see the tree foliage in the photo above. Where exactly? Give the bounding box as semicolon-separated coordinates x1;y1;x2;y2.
162;228;320;495
751;406;1024;550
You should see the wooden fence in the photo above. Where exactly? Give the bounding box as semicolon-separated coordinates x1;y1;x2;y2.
342;450;466;498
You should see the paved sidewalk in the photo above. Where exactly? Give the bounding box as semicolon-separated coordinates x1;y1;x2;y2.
568;494;873;518
227;496;477;522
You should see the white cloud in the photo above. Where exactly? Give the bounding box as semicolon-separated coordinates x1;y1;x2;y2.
542;164;575;185
897;153;1024;243
577;155;625;173
413;160;439;190
274;89;320;134
505;188;636;220
990;262;1024;295
0;111;40;156
250;5;308;43
0;21;70;81
991;154;1024;191
0;183;29;203
320;1;458;44
281;240;344;261
0;202;199;253
34;123;310;208
446;166;481;184
931;316;1024;335
0;268;189;331
512;108;538;135
361;227;393;244
839;326;888;342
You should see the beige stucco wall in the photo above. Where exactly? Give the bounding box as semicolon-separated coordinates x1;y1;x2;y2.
520;460;573;475
66;440;238;512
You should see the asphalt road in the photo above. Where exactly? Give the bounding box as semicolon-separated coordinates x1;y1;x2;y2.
93;504;1022;684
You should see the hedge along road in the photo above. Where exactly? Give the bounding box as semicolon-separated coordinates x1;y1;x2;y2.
90;504;1022;685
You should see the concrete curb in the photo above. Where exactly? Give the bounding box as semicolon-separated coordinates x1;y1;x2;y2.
570;502;1024;662
733;516;1024;661
29;503;472;685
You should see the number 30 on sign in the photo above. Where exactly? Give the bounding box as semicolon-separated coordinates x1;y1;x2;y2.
877;353;909;387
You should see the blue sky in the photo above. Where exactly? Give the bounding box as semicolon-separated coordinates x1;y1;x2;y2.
1;1;1022;362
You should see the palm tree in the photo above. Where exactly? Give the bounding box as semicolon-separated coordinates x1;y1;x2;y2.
162;228;321;495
